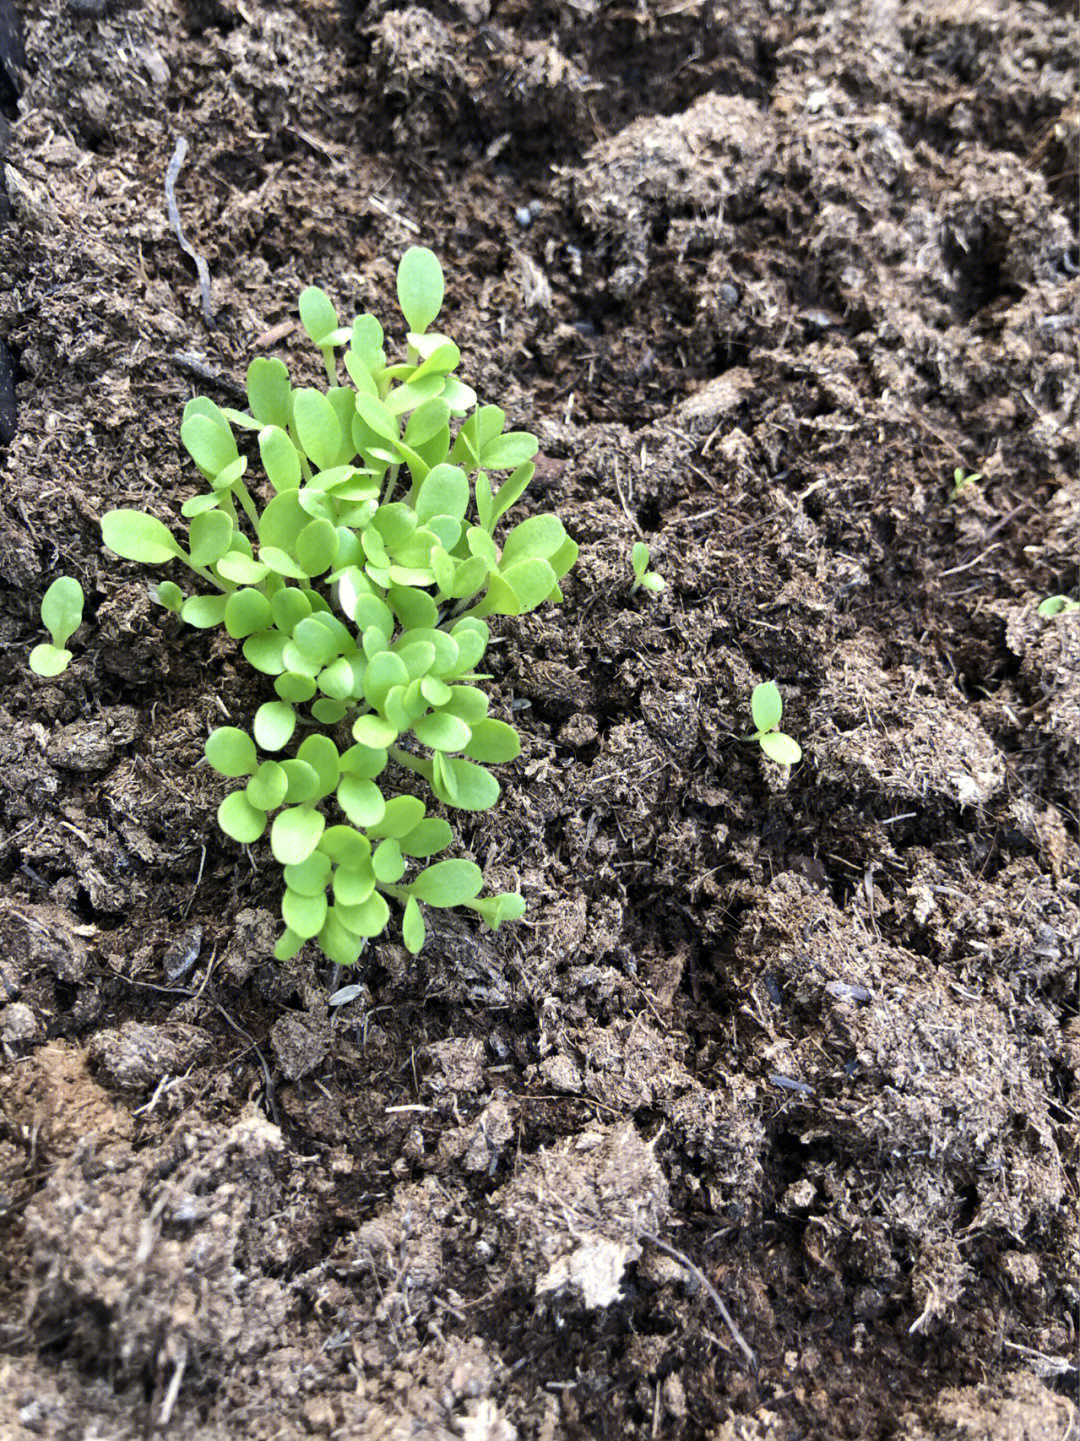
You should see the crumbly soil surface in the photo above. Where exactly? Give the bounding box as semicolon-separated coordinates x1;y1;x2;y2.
0;1;1077;1437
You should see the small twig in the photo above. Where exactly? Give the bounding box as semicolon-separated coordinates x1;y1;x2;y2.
165;137;214;327
642;1232;757;1371
170;352;246;401
158;1346;188;1427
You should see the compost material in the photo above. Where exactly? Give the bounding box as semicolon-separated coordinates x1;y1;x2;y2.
0;1;1076;1437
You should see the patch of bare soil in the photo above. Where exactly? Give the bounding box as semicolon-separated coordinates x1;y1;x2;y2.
0;0;1076;1437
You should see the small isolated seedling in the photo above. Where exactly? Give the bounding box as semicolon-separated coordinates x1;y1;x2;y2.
30;576;84;677
1037;595;1079;617
949;467;982;500
100;248;578;968
630;541;664;594
750;681;802;766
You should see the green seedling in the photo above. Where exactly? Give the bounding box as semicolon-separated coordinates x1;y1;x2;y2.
1037;595;1079;617
100;247;577;968
630;541;664;594
749;681;802;766
29;576;84;677
949;467;982;499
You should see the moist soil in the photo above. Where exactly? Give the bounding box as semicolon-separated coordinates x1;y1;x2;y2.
0;1;1077;1437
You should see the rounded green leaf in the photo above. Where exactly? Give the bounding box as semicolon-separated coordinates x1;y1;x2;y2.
397;246;444;335
182;594;229;629
155;580;185;612
259;490;307;551
369;794;426;840
317;908;364;966
224;588;273;639
259;425;302;492
299;286;340;347
282;887;328;941
247;357;292;428
29;643;72;677
410;859;483;908
402;896;426;955
284;850;332;897
338;776;386;829
632;541;650;577
421;676;453;707
293;388;342;471
41;576;84;648
339;743;389;781
291;616;340;668
296;518;339;577
440;686;490;724
498;558;557;614
181;492;222;520
352;714;399;749
247;759;289;811
281;759;321;804
399;818;453;858
296;734;342;799
205;727;256;778
751;681;783;735
463;718;521;764
218;790;267;845
479;431;538;471
271;806;326;866
432;755;500;812
216;552;270;586
363;651;409;710
319;825;371;866
317;657;357;702
415;464;469;524
387;584;438;631
188;510;234;566
335;890;390;939
1038;594;1078;617
273;927;305;962
275;671;318;703
270;587;312;633
500;515;566;568
102;510;181;565
254;701;296;752
759;732;802;766
243;630;289;675
332;863;376;906
372;839;405;884
181;413;239;476
312;698;349;726
413;711;471;753
641;571;665;592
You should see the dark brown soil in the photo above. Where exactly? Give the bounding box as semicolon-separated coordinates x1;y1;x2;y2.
0;0;1077;1437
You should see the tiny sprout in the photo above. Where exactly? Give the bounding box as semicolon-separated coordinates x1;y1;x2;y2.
630;541;665;594
750;681;802;766
30;576;84;677
1037;595;1079;617
949;467;982;499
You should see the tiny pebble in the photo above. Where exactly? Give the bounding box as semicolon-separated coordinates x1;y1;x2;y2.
163;925;203;982
329;984;364;1007
718;283;740;307
825;980;872;1003
515;206;533;228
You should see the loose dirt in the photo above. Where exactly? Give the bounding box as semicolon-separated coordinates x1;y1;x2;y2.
0;0;1076;1437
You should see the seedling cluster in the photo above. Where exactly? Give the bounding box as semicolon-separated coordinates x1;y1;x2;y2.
100;248;577;965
